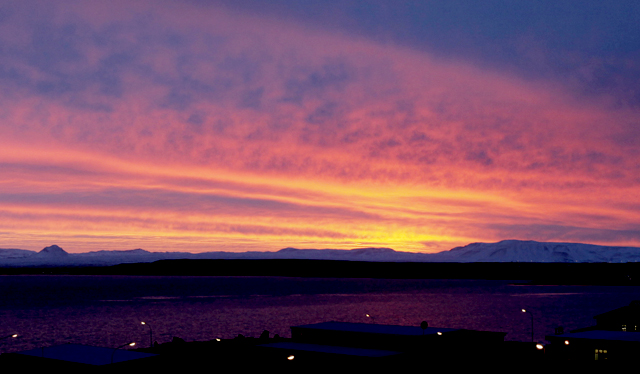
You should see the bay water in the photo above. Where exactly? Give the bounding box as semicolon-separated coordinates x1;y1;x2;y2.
1;275;639;353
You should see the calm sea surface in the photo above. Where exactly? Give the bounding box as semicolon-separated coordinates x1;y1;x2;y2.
1;275;640;353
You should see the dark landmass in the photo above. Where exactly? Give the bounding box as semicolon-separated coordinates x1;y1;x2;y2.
1;259;640;285
0;333;585;371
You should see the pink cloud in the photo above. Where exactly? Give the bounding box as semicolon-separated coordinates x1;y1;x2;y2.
0;1;637;252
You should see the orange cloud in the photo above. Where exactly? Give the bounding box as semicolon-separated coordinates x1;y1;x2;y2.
0;1;637;253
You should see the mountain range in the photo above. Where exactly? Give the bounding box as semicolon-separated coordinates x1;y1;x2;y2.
1;240;640;266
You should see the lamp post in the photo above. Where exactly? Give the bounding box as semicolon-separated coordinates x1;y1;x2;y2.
0;334;18;341
141;321;153;348
522;309;534;342
0;334;18;348
111;342;135;364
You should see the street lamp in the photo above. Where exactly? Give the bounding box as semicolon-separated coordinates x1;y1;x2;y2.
522;309;534;342
111;342;135;364
0;334;18;347
141;321;153;348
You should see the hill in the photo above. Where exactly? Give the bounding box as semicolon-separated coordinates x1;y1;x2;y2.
1;240;639;267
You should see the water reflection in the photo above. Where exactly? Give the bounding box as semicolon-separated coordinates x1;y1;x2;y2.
1;275;639;353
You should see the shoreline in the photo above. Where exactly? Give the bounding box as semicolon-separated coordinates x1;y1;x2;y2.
1;259;640;285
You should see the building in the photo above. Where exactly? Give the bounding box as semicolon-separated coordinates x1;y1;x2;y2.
546;330;640;362
257;321;506;366
593;300;640;332
0;343;158;369
545;301;640;362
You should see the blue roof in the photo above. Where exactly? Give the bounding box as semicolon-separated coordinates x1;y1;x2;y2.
258;342;401;357
15;344;157;365
551;331;640;343
293;322;458;336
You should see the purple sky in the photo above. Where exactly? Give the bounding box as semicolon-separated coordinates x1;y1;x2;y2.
0;1;638;253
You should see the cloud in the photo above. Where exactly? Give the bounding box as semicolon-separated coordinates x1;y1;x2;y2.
0;1;637;252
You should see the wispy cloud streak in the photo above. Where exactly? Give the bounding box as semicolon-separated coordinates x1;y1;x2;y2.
0;1;638;252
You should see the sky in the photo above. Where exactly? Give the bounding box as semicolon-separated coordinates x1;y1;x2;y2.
0;0;639;253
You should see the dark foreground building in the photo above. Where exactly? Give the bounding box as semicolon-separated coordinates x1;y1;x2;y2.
256;321;507;368
593;300;640;332
1;321;553;370
547;330;640;362
545;301;640;362
0;343;158;370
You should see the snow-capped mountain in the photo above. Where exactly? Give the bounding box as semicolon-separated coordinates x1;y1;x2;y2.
434;240;640;263
37;245;69;257
1;240;640;266
0;248;36;259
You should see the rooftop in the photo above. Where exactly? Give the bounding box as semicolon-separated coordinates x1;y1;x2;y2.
550;330;640;343
15;343;157;366
292;321;459;336
258;342;401;357
594;300;640;319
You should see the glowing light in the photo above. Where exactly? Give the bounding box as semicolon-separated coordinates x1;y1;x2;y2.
536;344;544;350
564;340;570;345
287;355;295;361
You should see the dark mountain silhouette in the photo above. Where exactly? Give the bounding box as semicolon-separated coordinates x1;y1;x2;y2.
1;240;640;266
37;245;68;256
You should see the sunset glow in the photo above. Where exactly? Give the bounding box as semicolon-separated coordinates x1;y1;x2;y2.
1;1;639;253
